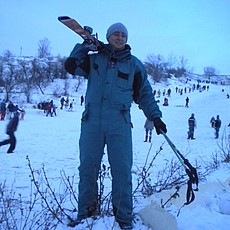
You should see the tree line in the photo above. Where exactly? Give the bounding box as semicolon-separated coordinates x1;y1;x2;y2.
0;50;68;103
0;38;220;103
143;53;219;83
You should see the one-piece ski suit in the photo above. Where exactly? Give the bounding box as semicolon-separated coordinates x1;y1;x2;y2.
65;43;163;224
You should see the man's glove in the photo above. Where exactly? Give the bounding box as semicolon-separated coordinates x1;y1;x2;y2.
153;118;167;135
82;39;99;51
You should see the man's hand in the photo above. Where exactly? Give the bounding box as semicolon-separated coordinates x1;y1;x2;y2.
82;39;99;51
153;118;167;135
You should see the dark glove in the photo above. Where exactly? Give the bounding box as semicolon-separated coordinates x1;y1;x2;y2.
82;39;99;51
153;118;167;135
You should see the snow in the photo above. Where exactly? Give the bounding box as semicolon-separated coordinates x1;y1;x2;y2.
0;78;230;230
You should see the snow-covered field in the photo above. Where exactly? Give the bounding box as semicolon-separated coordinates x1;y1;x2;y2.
0;78;230;229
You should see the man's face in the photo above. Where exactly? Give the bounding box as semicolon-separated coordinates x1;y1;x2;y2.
108;32;127;50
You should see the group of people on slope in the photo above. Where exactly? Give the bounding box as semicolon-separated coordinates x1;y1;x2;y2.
0;100;25;121
60;96;81;111
187;114;222;140
144;113;223;143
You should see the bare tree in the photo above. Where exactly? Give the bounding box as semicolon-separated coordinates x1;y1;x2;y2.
1;50;20;101
18;58;35;103
203;66;217;80
56;55;68;79
31;58;49;94
167;52;178;69
0;57;4;88
178;56;188;70
144;54;166;83
37;38;51;58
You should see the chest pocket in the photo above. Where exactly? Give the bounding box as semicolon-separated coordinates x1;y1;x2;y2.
117;70;129;88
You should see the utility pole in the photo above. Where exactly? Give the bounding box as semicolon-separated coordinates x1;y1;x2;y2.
20;46;22;56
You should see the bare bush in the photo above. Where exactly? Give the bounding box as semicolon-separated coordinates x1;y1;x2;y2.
217;128;230;163
0;142;227;229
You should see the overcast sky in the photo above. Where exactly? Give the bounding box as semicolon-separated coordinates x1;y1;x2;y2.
1;0;230;74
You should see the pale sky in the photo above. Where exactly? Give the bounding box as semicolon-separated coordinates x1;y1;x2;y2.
1;0;230;74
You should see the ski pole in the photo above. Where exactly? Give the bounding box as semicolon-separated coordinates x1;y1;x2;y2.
160;130;199;205
160;131;186;169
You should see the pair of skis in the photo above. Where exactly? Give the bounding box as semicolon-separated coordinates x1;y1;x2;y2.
58;16;103;49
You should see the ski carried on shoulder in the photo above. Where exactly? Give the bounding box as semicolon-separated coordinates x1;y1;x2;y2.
58;16;103;49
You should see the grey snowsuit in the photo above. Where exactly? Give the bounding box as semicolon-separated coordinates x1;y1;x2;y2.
65;43;162;224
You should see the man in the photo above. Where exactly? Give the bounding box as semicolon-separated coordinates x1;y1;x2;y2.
0;111;19;153
65;22;167;229
214;115;221;139
187;113;196;140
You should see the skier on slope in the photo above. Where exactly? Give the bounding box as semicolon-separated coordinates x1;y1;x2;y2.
65;22;167;229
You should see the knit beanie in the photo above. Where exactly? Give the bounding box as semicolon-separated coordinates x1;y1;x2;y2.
106;22;128;41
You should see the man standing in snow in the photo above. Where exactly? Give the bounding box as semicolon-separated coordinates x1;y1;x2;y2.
214;115;221;139
0;111;19;153
65;22;167;229
187;113;196;140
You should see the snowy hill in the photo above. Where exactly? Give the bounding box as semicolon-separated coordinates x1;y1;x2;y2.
0;78;230;230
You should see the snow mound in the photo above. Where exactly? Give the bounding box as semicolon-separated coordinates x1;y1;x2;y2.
139;201;177;230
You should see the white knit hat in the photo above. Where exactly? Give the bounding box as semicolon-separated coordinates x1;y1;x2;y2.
106;22;128;41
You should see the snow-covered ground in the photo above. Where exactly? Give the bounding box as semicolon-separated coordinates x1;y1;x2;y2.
0;78;230;229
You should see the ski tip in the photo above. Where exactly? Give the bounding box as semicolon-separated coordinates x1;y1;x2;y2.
58;16;71;21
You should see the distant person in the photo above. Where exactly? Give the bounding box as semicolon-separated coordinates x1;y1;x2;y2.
185;97;189;108
210;116;215;128
0;99;6;121
187;113;196;140
46;100;57;117
69;99;74;111
7;101;15;119
0;111;19;153
20;108;26;120
163;98;169;106
167;88;171;97
65;97;69;108
214;115;221;139
80;95;84;106
144;119;154;143
60;97;65;109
